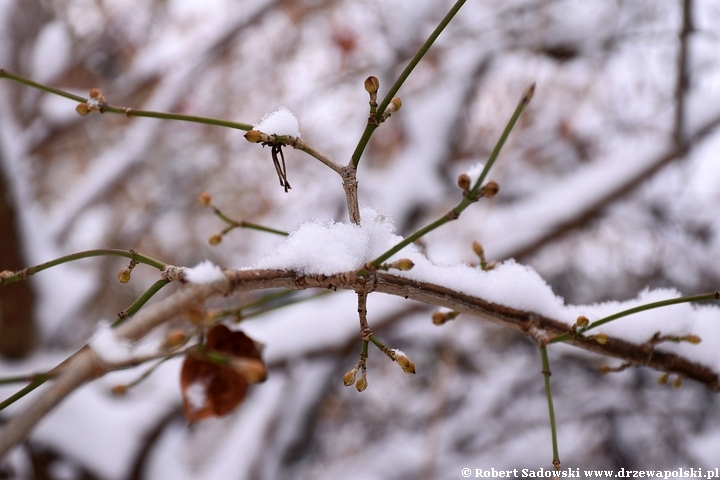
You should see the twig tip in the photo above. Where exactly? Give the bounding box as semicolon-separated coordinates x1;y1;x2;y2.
523;82;536;103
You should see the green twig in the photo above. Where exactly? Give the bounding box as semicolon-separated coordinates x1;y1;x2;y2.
550;291;720;344
113;279;171;327
540;345;561;471
1;249;166;286
360;84;533;272
350;0;467;168
0;70;253;131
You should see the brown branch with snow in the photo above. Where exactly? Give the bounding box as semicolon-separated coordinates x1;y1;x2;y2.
1;267;717;458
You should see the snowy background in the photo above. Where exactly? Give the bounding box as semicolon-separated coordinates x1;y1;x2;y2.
2;0;720;478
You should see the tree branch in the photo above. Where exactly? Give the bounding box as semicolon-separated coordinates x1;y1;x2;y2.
1;267;718;458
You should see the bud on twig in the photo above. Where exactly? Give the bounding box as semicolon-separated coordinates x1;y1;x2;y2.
386;97;402;113
592;333;608;345
682;335;701;344
432;310;459;326
343;370;356;386
457;174;471;192
117;268;132;284
658;372;670;385
209;234;223;245
198;191;212;207
355;376;368;392
364;76;379;94
672;376;682;389
111;385;128;396
162;330;188;350
244;130;264;143
394;351;416;374
575;315;590;327
481;181;499;198
389;258;414;271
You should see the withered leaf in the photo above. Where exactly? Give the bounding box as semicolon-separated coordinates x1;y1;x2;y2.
180;324;266;422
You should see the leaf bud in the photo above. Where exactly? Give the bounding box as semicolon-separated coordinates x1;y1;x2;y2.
89;88;105;101
391;258;414;271
672;376;682;389
244;130;264;143
355;376;368;392
457;173;471;191
229;357;267;384
162;330;187;350
592;333;608;345
364;76;379;94
343;370;356;386
658;372;669;385
472;241;484;258
111;384;128;396
75;103;91;115
432;310;459;326
598;365;611;374
395;352;416;374
682;335;701;344
209;234;223;245
481;181;500;198
386;97;402;113
117;268;132;284
198;191;212;207
575;316;590;327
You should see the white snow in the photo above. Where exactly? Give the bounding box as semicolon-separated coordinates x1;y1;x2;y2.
249;206;720;374
89;321;134;363
253;106;301;137
465;162;486;186
183;260;225;284
185;381;208;412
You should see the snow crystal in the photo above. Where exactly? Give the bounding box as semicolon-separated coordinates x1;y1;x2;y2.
89;320;133;363
184;260;225;284
253;106;301;137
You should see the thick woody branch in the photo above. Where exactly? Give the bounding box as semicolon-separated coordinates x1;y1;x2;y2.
1;268;717;458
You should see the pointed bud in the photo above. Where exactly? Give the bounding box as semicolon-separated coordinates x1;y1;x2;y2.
481;181;500;198
391;258;414;271
209;234;223;245
386;97;402;113
343;370;356;386
592;333;608;345
162;330;187;350
598;365;611;374
198;191;212;207
658;372;669;385
75;103;91;115
472;241;484;257
395;352;416;374
432;310;459;326
244;130;264;143
457;173;471;191
117;268;132;284
229;357;267;384
672;376;682;389
682;335;701;344
111;385;128;396
355;376;368;392
485;260;498;270
364;76;379;93
575;316;590;327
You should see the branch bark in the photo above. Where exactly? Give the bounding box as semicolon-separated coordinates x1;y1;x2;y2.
1;267;717;458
